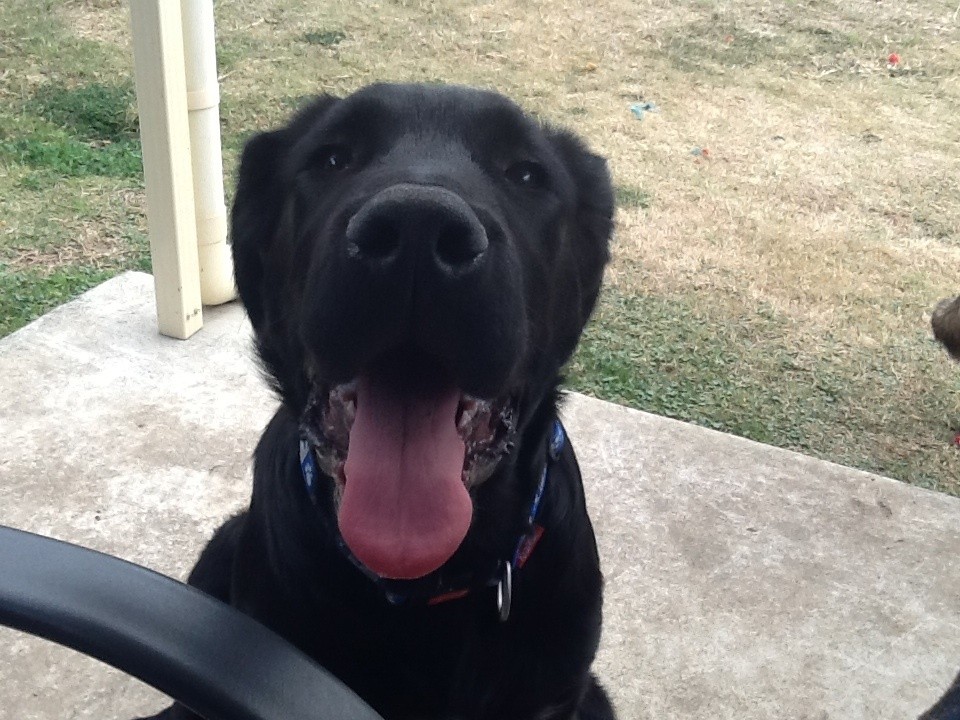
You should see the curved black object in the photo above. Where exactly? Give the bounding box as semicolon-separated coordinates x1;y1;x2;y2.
0;525;383;720
920;670;960;720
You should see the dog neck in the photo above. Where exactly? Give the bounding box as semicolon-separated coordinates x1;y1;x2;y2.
298;418;566;621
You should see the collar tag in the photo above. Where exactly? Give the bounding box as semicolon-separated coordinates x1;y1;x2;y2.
299;438;319;504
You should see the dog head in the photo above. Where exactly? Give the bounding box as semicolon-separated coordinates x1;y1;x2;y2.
232;83;613;579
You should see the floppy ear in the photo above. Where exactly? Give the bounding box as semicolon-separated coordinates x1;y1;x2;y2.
546;128;615;356
231;95;340;329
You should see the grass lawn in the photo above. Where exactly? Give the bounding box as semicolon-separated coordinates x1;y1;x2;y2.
1;0;957;492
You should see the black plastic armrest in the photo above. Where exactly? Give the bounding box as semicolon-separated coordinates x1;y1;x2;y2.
0;525;383;720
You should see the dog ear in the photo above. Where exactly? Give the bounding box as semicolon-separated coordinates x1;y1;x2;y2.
546;128;615;356
231;95;340;329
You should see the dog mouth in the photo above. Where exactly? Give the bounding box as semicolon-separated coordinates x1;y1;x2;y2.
300;367;517;580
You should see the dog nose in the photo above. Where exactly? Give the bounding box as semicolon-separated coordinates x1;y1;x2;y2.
345;184;489;277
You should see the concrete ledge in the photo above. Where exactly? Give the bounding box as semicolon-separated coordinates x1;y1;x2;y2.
1;272;958;719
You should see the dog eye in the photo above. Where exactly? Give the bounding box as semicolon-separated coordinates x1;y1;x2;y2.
505;161;547;189
312;145;353;172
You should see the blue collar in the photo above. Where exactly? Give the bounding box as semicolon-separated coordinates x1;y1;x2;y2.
298;418;566;622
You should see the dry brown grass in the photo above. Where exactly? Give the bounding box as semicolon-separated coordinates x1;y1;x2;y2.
6;228;134;272
202;0;960;341
1;173;146;273
57;0;130;50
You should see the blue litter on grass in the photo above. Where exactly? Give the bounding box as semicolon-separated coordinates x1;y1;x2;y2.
629;101;659;120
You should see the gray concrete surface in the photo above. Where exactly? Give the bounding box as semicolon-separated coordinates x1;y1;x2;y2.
1;271;958;720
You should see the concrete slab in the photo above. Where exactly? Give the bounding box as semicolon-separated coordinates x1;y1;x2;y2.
1;271;958;720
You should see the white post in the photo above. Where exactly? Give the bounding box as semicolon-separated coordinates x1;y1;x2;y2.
129;0;203;339
180;0;236;306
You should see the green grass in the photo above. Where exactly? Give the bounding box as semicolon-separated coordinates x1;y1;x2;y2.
0;81;142;179
27;81;138;142
301;29;347;47
569;289;960;491
0;2;147;334
0;264;116;337
614;186;652;210
1;134;142;179
571;290;829;444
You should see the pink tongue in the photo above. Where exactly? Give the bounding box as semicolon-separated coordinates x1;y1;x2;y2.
339;374;472;579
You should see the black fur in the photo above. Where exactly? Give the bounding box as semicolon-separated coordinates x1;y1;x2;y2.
921;671;960;720
932;295;960;361
137;83;616;720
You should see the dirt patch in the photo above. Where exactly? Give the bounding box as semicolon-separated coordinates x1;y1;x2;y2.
5;225;137;273
57;0;130;51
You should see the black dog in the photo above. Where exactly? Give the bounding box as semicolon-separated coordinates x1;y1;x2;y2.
139;83;616;720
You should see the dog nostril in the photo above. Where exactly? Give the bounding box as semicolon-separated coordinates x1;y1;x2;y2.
434;223;488;271
347;215;400;263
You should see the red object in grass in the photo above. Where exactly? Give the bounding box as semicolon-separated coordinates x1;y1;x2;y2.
953;432;960;448
888;53;901;66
